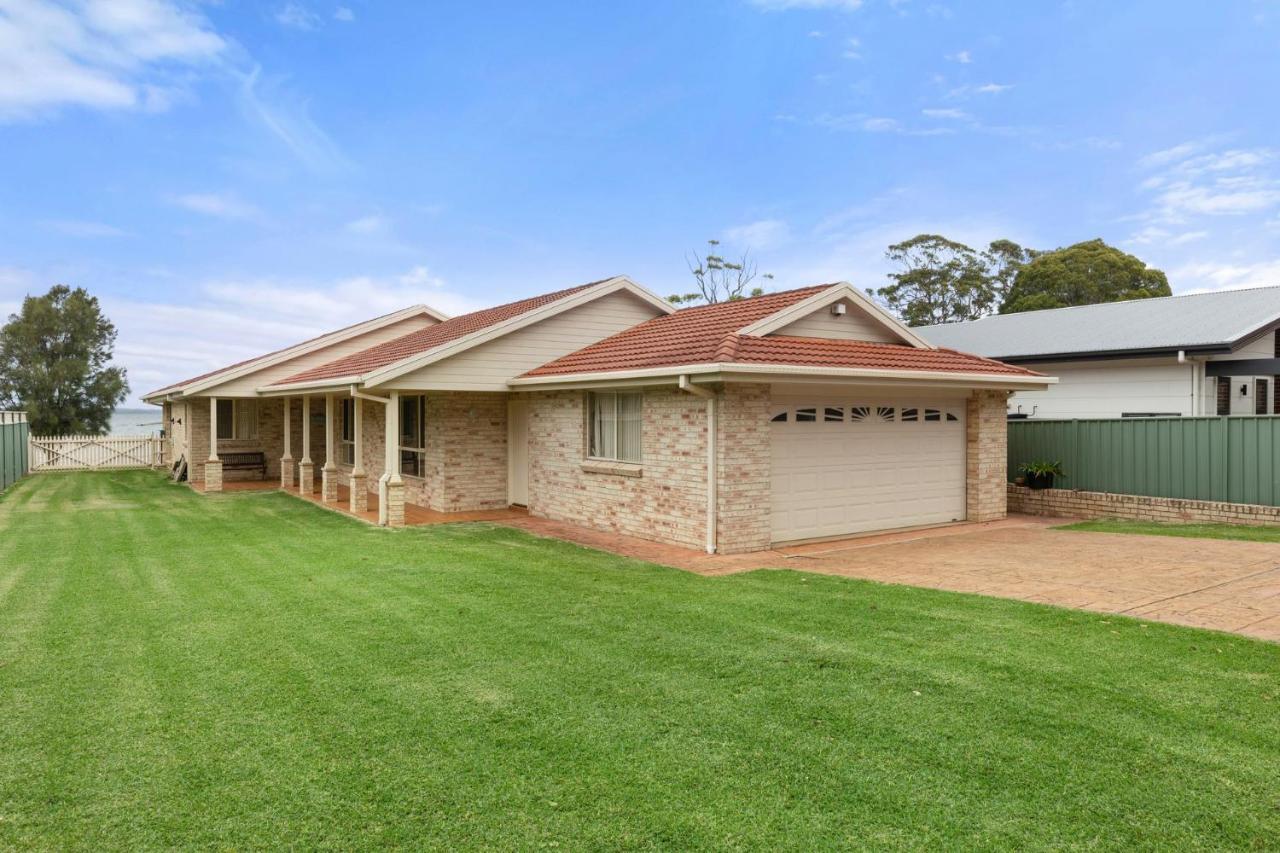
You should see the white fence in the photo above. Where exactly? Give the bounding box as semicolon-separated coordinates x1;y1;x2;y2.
29;434;165;472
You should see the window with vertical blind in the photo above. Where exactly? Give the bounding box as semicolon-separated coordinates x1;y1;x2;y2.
1256;379;1269;415
339;398;355;465
588;392;642;462
215;399;258;440
1216;378;1231;416
399;395;426;477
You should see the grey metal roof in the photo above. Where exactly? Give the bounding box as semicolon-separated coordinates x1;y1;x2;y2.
919;286;1280;360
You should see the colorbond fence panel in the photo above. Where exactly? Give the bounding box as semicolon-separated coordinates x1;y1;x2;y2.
1008;417;1280;506
0;411;30;492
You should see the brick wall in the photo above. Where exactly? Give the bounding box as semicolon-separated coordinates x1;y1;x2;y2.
716;383;772;553
1008;484;1280;527
327;391;507;512
966;389;1007;522
526;388;710;550
189;397;288;483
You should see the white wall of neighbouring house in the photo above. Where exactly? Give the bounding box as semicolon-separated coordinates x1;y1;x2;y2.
1007;357;1203;419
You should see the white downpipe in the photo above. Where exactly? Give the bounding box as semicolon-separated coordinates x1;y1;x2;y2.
679;374;717;554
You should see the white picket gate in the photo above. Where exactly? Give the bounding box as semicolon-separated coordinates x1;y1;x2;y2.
29;434;164;472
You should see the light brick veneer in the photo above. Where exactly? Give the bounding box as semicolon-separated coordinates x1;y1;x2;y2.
188;396;287;485
330;391;507;513
204;459;223;492
966;389;1008;523
527;388;710;550
1009;484;1280;527
716;383;772;553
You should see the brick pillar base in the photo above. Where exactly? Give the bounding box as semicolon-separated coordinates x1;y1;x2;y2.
385;478;405;527
297;461;314;495
321;465;339;503
966;390;1008;522
349;473;368;512
204;459;223;493
280;456;294;489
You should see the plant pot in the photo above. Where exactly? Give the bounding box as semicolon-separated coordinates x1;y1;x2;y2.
1026;472;1055;490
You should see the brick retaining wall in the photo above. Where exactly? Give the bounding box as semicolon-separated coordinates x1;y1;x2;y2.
1008;484;1280;526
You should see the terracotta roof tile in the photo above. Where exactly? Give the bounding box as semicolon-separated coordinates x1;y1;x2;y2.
274;279;612;386
522;286;1042;379
520;286;831;377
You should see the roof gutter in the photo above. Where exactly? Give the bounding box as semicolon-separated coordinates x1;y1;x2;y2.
510;362;1055;389
678;375;717;555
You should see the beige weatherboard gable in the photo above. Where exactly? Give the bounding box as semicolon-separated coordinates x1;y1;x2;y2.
738;282;931;349
386;288;667;391
355;276;673;390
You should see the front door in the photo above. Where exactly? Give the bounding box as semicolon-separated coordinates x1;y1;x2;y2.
508;398;530;505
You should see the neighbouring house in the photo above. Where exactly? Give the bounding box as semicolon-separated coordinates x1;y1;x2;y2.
921;286;1280;419
145;277;1050;552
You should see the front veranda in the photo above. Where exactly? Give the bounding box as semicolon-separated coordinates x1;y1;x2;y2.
185;390;511;527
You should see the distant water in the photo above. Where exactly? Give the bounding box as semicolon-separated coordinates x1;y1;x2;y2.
110;408;164;436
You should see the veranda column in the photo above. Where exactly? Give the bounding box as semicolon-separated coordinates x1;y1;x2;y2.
349;396;368;513
205;396;223;492
280;397;294;489
380;391;404;527
298;395;314;495
321;393;339;503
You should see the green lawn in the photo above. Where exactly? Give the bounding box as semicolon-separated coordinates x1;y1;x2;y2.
1061;517;1280;544
1;473;1278;850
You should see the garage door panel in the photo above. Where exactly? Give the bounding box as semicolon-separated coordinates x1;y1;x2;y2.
770;399;966;542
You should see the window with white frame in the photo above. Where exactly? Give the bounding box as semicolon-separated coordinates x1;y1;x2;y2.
588;391;642;462
339;398;355;465
399;395;426;477
215;399;258;440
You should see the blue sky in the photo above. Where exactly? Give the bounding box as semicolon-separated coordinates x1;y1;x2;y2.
2;0;1279;405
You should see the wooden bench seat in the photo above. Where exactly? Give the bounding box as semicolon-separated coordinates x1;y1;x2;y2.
220;451;267;480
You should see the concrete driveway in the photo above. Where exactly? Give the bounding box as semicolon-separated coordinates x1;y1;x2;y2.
504;514;1280;641
770;518;1280;642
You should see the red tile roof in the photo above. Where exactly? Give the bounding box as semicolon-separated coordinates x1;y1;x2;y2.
145;305;435;399
274;279;611;386
522;287;1042;379
520;286;831;377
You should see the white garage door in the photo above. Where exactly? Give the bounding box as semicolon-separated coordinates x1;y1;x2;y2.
770;399;967;543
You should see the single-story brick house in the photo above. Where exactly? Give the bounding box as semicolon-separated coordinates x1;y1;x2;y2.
144;277;1052;553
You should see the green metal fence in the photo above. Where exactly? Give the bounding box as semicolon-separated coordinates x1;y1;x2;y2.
1008;417;1280;506
0;411;29;493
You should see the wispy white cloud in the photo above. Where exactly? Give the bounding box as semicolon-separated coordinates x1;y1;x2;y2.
274;3;320;31
235;65;350;174
724;219;791;251
345;214;391;235
946;50;972;64
0;0;226;122
1135;144;1280;224
113;265;480;404
815;112;955;136
170;192;262;221
841;37;862;60
921;107;968;120
40;219;130;238
1168;259;1280;294
334;6;355;22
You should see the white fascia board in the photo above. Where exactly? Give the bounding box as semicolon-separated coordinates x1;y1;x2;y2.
182;304;446;398
509;362;1055;390
361;276;673;389
256;376;363;396
737;282;934;350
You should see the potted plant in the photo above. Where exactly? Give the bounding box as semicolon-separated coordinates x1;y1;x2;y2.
1019;460;1065;490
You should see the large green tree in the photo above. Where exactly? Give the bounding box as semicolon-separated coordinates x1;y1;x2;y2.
0;285;129;435
874;234;1035;326
1000;239;1170;314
